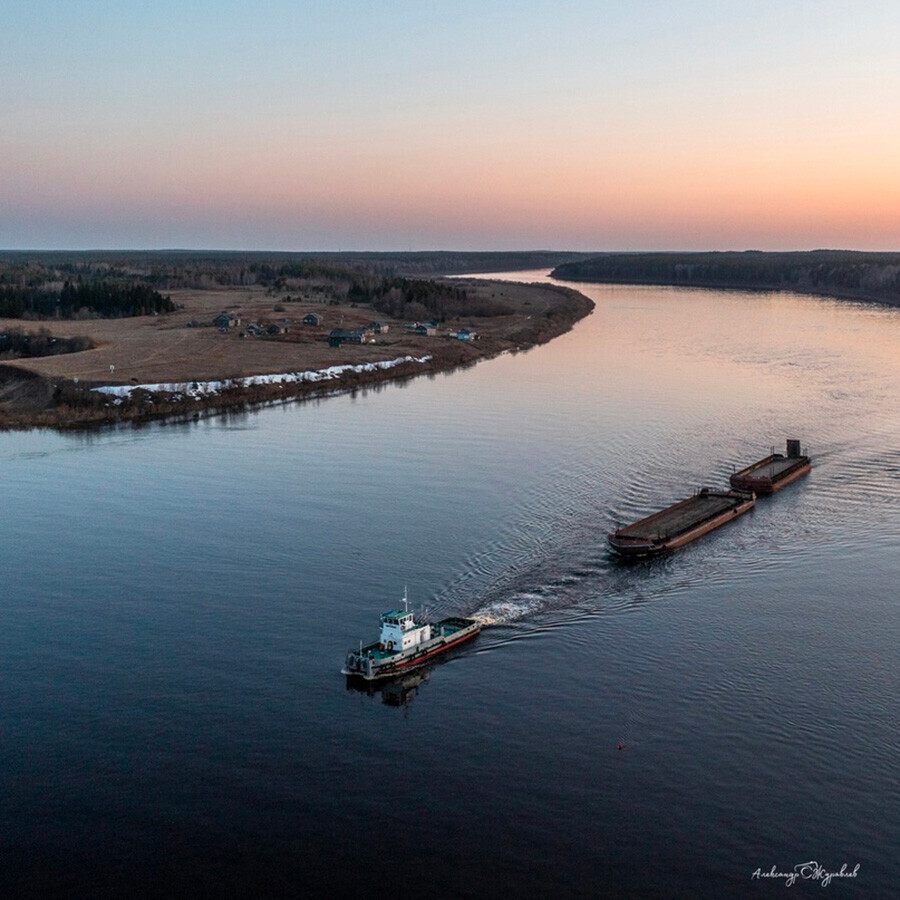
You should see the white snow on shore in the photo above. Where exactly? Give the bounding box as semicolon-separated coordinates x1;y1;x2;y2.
92;355;432;400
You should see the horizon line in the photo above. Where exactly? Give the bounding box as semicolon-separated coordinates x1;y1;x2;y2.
2;246;899;256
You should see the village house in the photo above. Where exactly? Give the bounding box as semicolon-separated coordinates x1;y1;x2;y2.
328;328;366;347
213;312;241;330
303;313;323;326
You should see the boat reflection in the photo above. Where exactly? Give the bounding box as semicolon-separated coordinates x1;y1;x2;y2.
345;667;432;707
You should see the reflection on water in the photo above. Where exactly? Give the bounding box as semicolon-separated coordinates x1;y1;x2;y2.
345;668;432;707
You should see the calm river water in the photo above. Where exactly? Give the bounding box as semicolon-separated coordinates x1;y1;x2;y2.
2;272;897;897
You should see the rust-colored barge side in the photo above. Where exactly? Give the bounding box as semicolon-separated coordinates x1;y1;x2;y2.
730;439;811;495
608;488;755;558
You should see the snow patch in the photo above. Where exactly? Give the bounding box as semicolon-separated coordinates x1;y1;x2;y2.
92;356;433;400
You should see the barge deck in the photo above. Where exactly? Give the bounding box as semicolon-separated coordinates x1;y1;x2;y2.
730;439;811;494
608;488;755;557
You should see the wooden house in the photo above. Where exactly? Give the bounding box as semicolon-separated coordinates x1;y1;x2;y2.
328;328;365;347
213;312;241;329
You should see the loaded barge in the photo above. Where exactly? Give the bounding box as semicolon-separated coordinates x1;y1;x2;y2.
730;439;811;495
342;595;480;681
607;488;755;558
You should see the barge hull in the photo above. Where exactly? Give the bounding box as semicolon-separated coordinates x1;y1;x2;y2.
731;440;811;494
730;455;811;494
608;489;755;558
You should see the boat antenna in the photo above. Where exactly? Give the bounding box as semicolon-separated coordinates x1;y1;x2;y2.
403;586;409;613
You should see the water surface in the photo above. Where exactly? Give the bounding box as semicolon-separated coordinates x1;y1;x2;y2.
1;274;897;896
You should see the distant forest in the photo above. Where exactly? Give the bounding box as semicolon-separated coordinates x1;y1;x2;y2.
0;282;174;319
358;277;512;321
6;249;900;316
0;327;94;358
0;251;542;322
552;251;900;304
0;250;588;293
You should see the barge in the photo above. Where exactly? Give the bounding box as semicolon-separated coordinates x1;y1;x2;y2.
342;594;480;681
607;488;755;558
730;439;811;495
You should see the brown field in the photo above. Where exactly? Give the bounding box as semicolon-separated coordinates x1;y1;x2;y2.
1;280;581;383
0;279;592;428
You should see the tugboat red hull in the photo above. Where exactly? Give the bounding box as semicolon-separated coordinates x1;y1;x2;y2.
343;616;480;681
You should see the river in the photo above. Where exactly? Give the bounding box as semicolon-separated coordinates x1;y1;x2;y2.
1;271;896;896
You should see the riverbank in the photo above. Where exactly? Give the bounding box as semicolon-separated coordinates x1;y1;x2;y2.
0;279;593;430
554;274;900;308
552;250;900;308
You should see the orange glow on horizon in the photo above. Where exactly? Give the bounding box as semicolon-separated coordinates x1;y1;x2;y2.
5;116;900;250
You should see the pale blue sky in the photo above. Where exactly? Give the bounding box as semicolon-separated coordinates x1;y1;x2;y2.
2;1;899;250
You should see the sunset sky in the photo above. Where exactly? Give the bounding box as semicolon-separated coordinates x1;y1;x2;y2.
3;1;899;251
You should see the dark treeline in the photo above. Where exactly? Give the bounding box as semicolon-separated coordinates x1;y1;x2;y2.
0;282;174;319
0;327;94;358
355;277;513;321
552;251;900;303
0;250;590;293
0;252;527;320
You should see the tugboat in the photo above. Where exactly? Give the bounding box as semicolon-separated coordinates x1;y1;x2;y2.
342;592;481;681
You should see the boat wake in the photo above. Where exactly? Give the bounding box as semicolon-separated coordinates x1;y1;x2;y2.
472;592;548;626
445;495;787;631
433;431;846;632
464;544;625;626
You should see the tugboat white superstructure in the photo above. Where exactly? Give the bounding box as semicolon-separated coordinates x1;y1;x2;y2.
342;592;480;681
